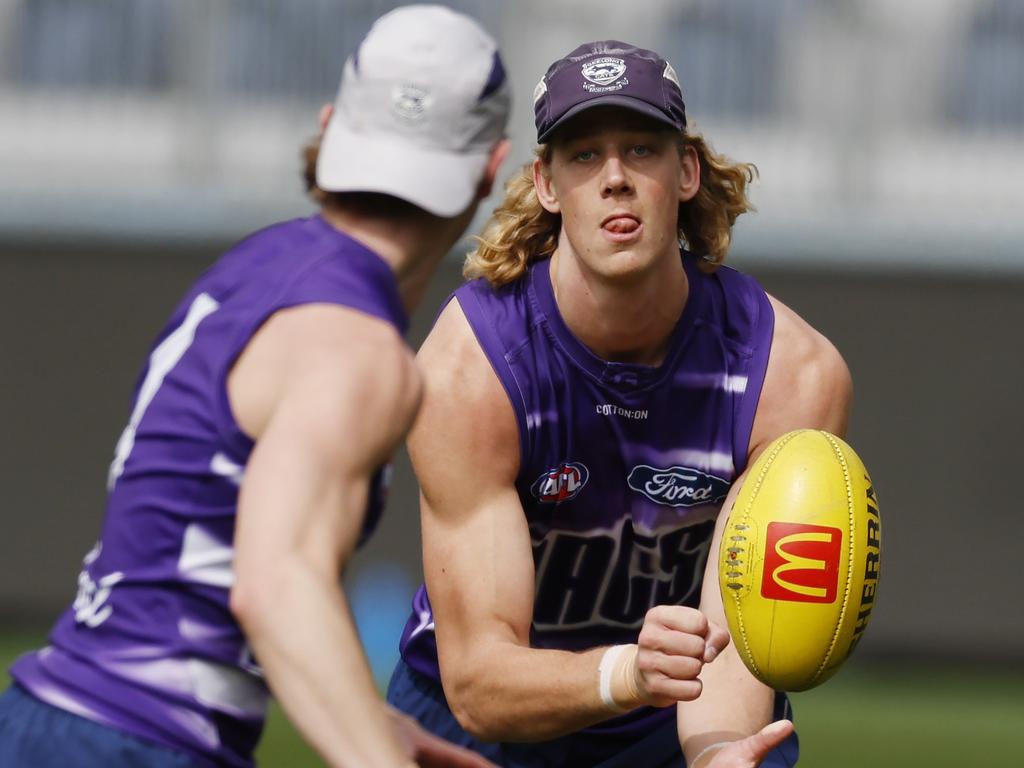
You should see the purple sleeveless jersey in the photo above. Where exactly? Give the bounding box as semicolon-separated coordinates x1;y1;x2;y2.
11;215;407;767
398;253;774;739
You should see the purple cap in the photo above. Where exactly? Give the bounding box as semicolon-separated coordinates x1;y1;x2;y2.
533;40;686;143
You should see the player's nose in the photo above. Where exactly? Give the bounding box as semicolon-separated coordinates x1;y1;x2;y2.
600;154;632;196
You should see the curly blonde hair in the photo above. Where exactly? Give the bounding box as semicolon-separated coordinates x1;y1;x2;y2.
464;132;757;287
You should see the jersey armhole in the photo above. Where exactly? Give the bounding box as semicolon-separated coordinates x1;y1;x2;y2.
453;291;530;471
732;286;775;475
211;253;404;461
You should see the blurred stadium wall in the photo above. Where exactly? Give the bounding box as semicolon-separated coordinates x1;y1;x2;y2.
1;0;1022;668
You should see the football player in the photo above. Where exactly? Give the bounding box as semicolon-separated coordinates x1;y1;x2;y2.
388;40;851;767
0;6;509;767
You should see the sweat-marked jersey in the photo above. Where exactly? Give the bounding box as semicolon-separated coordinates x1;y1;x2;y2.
398;253;774;741
11;215;407;767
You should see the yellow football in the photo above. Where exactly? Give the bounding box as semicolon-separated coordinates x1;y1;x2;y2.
719;430;880;691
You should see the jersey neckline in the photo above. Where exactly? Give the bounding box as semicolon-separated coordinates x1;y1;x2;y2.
528;251;707;392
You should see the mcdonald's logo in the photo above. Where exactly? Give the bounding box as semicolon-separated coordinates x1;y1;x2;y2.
761;522;842;603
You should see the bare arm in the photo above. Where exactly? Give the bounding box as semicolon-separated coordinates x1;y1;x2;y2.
228;304;420;768
678;295;853;767
411;300;726;743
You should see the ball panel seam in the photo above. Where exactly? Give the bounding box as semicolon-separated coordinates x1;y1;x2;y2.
811;431;857;684
727;429;801;683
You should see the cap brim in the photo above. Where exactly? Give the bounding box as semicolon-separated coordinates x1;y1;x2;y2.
317;117;489;218
537;95;681;143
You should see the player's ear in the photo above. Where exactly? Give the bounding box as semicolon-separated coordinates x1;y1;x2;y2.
533;156;560;214
679;143;700;203
477;138;511;198
318;103;334;134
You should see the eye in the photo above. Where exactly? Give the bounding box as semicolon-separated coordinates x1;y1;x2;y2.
573;149;596;162
631;144;653;157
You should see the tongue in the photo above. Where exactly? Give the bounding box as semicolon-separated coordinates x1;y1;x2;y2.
604;217;639;234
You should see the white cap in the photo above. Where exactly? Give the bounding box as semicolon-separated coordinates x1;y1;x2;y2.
316;5;511;218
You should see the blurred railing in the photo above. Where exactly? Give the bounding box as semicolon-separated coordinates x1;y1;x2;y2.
1;0;1022;269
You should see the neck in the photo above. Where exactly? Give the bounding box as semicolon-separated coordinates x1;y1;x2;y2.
320;204;462;315
549;239;689;366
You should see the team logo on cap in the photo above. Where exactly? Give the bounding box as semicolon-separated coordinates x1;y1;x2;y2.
581;57;628;93
391;83;432;123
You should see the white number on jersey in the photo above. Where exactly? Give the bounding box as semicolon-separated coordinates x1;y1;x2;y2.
73;542;124;628
107;292;220;490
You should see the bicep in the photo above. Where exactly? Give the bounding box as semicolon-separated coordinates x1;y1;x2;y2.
408;301;536;669
233;306;418;579
420;485;536;652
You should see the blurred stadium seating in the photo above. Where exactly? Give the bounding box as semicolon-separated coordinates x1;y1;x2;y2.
0;0;1021;268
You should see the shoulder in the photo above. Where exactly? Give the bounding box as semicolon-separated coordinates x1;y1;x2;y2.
692;261;772;344
450;272;531;334
420;284;522;384
284;303;419;414
764;295;850;395
411;297;519;484
419;297;508;417
232;303;420;444
217;216;323;268
749;294;852;455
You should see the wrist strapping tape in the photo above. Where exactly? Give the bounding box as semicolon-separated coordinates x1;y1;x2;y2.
598;644;641;712
690;741;734;768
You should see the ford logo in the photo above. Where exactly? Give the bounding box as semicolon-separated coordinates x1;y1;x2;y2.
627;465;730;508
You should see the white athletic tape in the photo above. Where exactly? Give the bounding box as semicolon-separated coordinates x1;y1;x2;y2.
598;644;632;712
690;741;734;768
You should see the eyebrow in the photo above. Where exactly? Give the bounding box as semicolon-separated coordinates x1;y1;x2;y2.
556;123;674;147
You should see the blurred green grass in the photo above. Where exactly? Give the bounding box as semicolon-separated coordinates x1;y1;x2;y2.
2;632;1021;766
790;663;1024;767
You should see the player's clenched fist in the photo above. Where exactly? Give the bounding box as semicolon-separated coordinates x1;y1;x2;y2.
597;606;731;711
636;606;731;706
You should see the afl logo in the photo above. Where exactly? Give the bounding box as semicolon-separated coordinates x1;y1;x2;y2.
581;57;626;86
531;462;589;503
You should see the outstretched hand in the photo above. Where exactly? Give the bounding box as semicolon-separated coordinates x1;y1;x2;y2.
700;720;795;768
387;706;498;768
